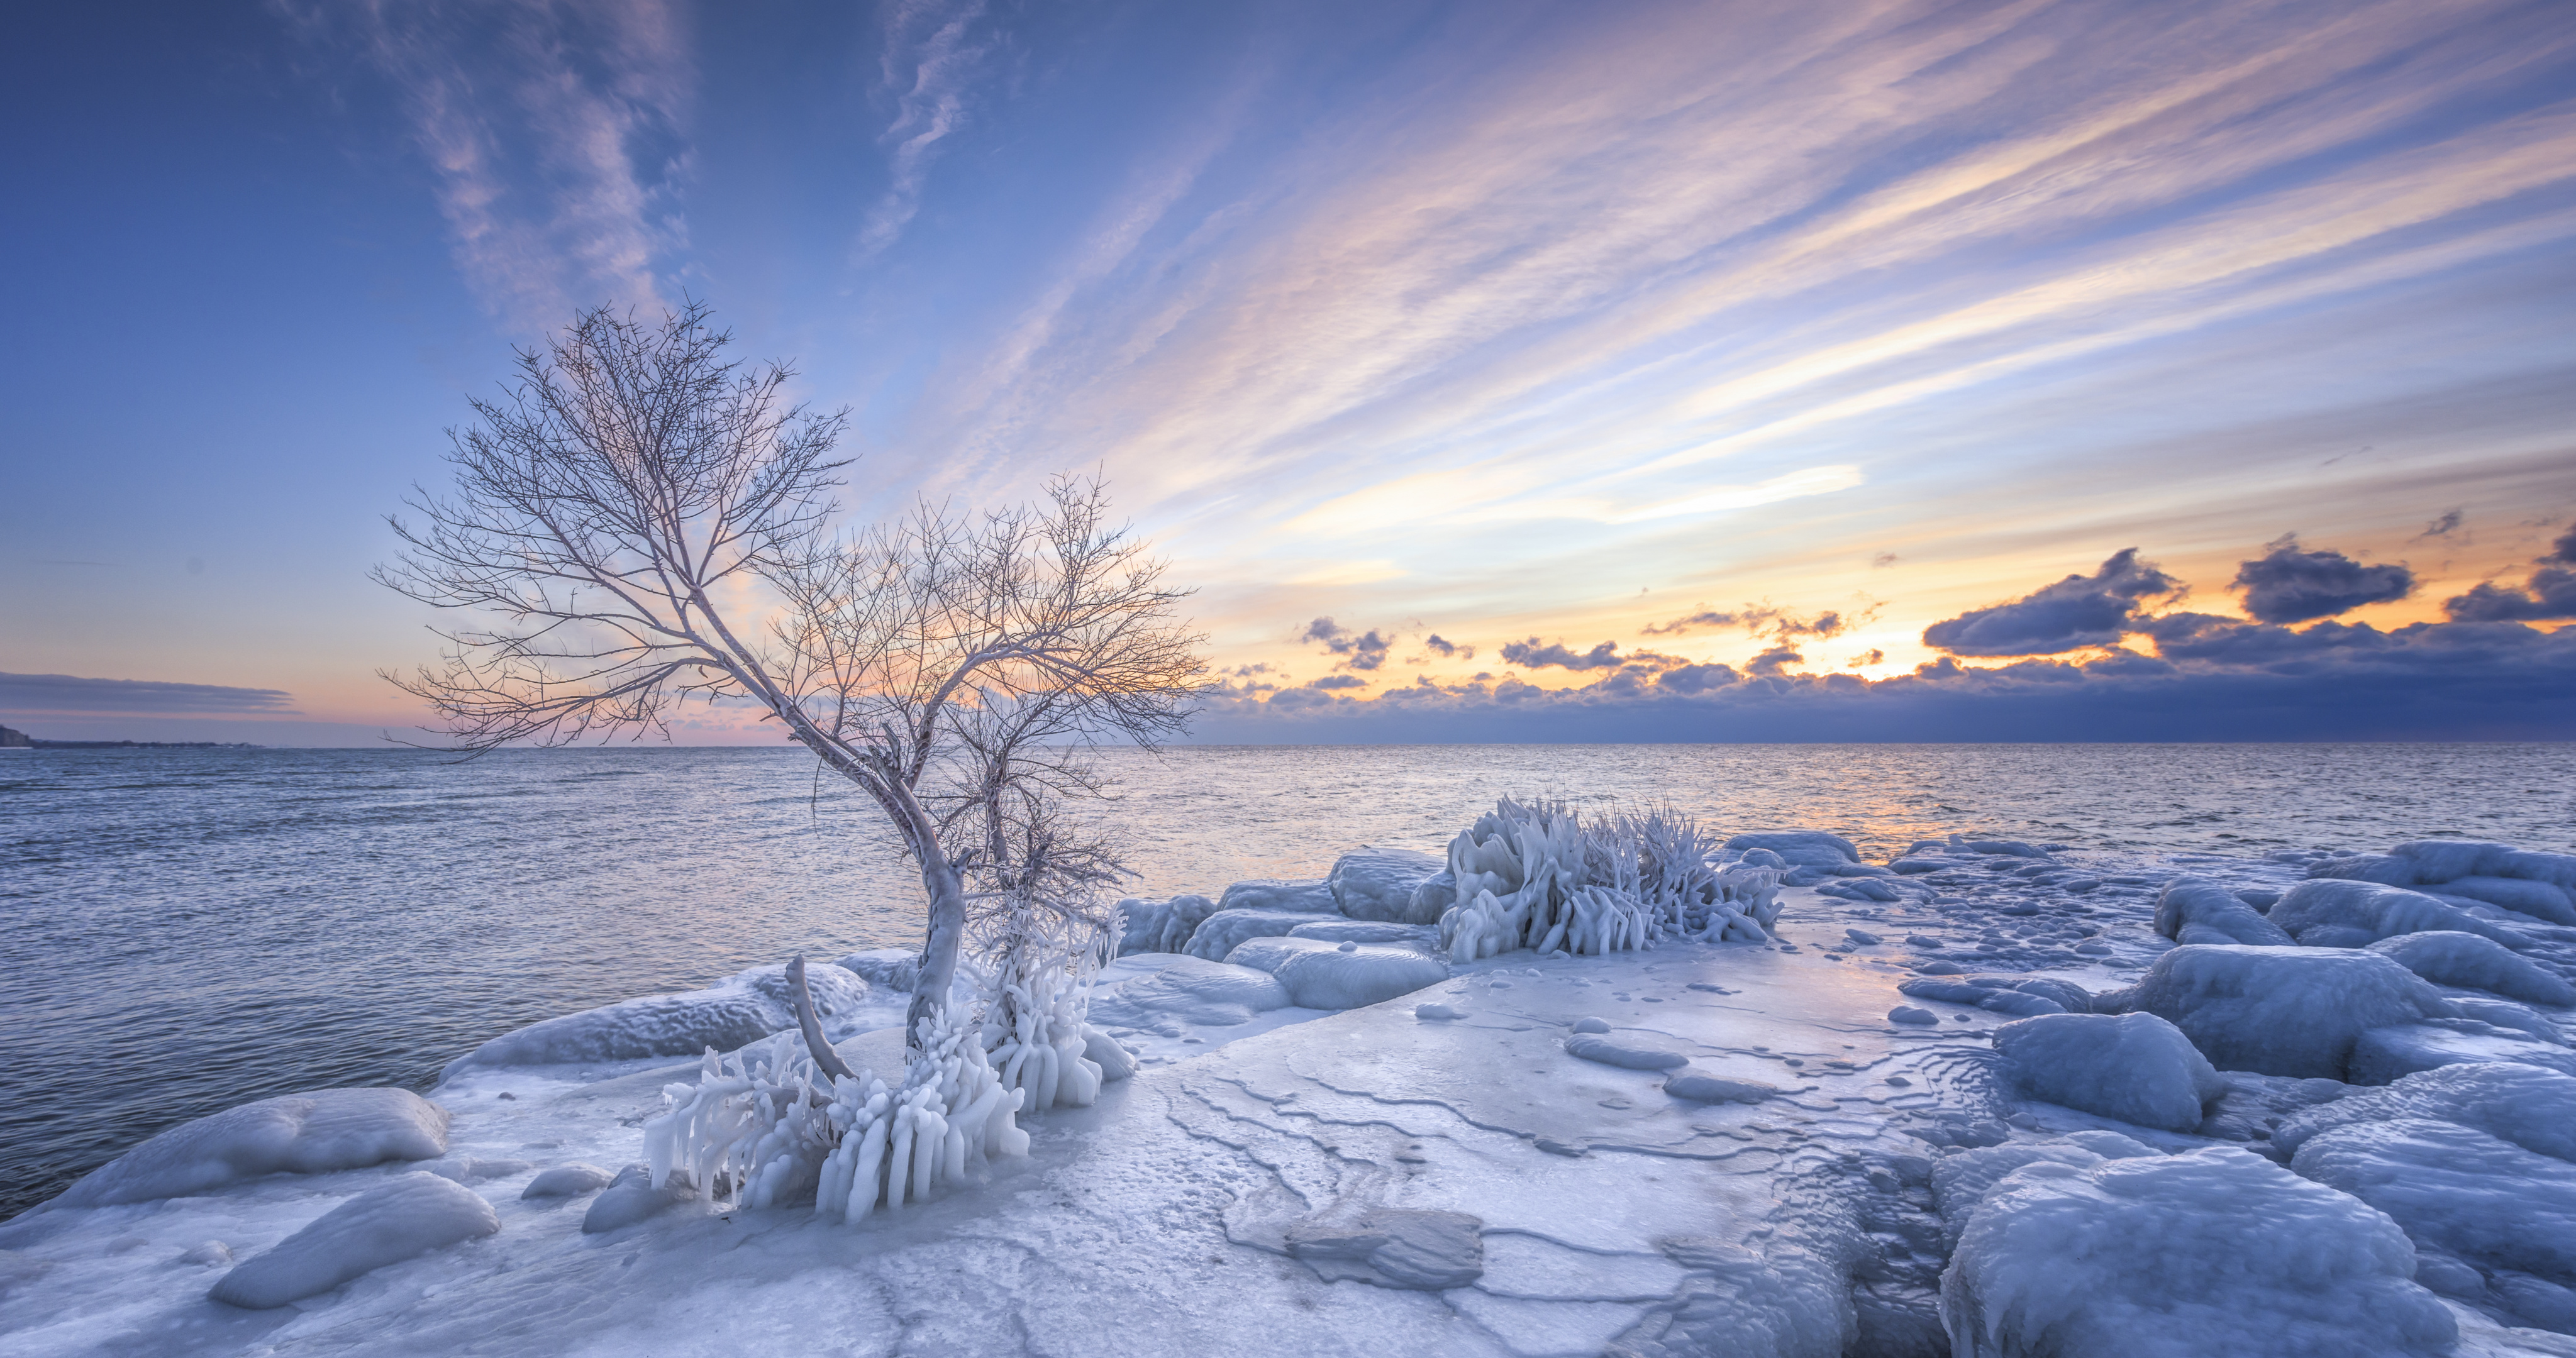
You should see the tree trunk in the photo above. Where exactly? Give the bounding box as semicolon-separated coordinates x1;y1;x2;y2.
908;851;968;1052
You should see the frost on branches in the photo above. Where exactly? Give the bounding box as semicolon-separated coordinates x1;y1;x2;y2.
1438;798;1785;962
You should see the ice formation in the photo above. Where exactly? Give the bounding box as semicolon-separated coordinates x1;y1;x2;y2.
1087;955;1292;1029
1326;847;1447;924
2307;841;2576;926
1437;798;1784;961
1941;1144;2458;1357
53;1088;449;1207
581;1162;697;1233
1183;907;1336;961
1221;936;1449;1009
519;1162;613;1198
1213;878;1339;914
2096;944;2453;1080
1992;1012;2226;1132
2154;878;2294;947
209;1171;499;1308
1113;893;1216;956
983;957;1113;1114
2367;932;2576;1007
442;961;873;1074
1283;1208;1485;1289
2270;879;2529;951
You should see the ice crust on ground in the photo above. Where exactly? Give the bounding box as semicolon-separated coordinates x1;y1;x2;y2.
1941;1144;2458;1357
2098;944;2453;1079
441;962;872;1074
53;1088;450;1207
209;1172;499;1309
1994;1012;2226;1132
1221;936;1450;1010
1328;847;1446;924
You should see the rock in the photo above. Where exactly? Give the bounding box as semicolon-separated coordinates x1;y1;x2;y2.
209;1173;500;1308
53;1088;450;1208
1286;1209;1484;1289
1846;928;1884;945
1114;895;1218;956
1569;1016;1613;1034
580;1163;696;1234
2270;880;2527;951
425;1157;531;1184
1286;918;1441;949
833;947;919;993
521;1162;616;1199
1563;1030;1691;1071
2155;878;2293;946
1890;1005;1939;1025
1328;847;1446;924
1222;936;1449;1009
1994;1012;2226;1132
1408;869;1460;922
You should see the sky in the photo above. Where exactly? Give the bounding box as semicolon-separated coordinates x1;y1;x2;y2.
3;0;2572;745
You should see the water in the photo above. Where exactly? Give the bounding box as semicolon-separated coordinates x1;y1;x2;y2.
4;741;2570;1218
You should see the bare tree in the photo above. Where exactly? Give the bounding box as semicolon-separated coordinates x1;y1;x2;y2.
377;302;1205;1049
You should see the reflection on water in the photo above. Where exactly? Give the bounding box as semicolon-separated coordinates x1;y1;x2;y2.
3;741;2569;1217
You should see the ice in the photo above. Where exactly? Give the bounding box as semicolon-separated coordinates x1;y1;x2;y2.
1563;1029;1692;1070
1213;878;1340;914
1929;1135;2158;1252
2365;932;2576;1006
2346;1022;2576;1085
1183;907;1336;961
833;947;920;993
1222;936;1450;1009
2096;944;2451;1079
2154;878;2293;946
1090;955;1292;1028
1328;847;1447;924
2292;1119;2576;1331
1992;1012;2226;1132
519;1163;613;1198
1889;1005;1939;1025
1899;974;2095;1017
443;962;874;1074
2273;1063;2576;1164
1720;831;1863;871
1285;1208;1485;1289
1663;1070;1777;1103
1114;893;1217;956
50;1087;450;1207
580;1162;696;1234
209;1171;499;1308
2272;880;2533;950
2312;842;2576;924
1941;1145;2457;1357
1287;917;1441;948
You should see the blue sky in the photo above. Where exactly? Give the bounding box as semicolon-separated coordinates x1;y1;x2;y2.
3;0;2572;744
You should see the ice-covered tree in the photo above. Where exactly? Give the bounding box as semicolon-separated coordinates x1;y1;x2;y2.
376;302;1204;1053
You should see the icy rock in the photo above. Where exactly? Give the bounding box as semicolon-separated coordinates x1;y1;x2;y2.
1846;927;1884;944
2434;876;2576;926
1089;956;1292;1028
1184;908;1336;961
1328;847;1446;924
1285;1208;1484;1289
1890;1005;1940;1025
176;1240;233;1267
1994;1013;2226;1133
1115;894;1218;956
1942;1145;2457;1357
1929;1135;2157;1251
1721;831;1862;869
2346;1022;2576;1085
2291;1118;2576;1301
1407;868;1459;921
209;1172;499;1309
425;1156;531;1184
2364;932;2576;1006
1286;918;1440;949
2447;996;2569;1044
1900;975;2094;1016
2274;1063;2576;1163
1820;879;1902;903
2155;879;2293;947
1213;878;1339;915
1563;1029;1692;1070
1961;839;2048;858
2096;945;2451;1079
1414;1003;1466;1021
833;947;919;994
1083;1026;1140;1081
520;1162;615;1199
2270;880;2528;951
443;962;870;1074
1663;1069;1777;1103
581;1163;696;1234
1222;936;1448;1009
53;1088;450;1207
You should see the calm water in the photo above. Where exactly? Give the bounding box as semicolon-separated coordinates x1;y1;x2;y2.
5;742;2571;1218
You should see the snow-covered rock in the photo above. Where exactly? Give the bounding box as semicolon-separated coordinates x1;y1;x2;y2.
1089;956;1292;1029
1929;1134;2158;1252
1899;974;2094;1017
443;962;872;1074
1183;908;1338;961
2273;1063;2576;1164
2364;932;2576;1006
520;1162;614;1199
1562;1028;1692;1071
1285;917;1440;949
52;1088;449;1208
1115;894;1216;956
1328;847;1446;924
2155;878;2293;947
1213;878;1338;915
1940;1145;2457;1356
2346;1022;2576;1086
1663;1069;1777;1103
1720;831;1862;869
834;947;919;994
2309;842;2576;925
2096;945;2451;1079
581;1163;696;1234
2292;1118;2576;1327
2270;880;2529;951
1994;1012;2226;1133
1223;936;1448;1010
209;1172;499;1309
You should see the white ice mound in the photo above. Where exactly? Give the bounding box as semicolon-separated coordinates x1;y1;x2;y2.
1930;1134;2158;1252
582;1162;696;1233
54;1088;449;1208
520;1162;614;1199
1184;908;1336;961
1941;1145;2457;1357
1089;956;1292;1029
1719;830;1862;869
1115;894;1216;956
2309;841;2576;925
2270;880;2529;951
1223;936;1448;1009
833;947;919;994
2364;932;2576;1007
1663;1069;1777;1103
209;1171;499;1309
2292;1119;2576;1318
442;962;871;1074
1328;847;1446;924
1994;1012;2226;1133
2274;1063;2576;1164
1901;974;2095;1017
1213;878;1338;915
2098;945;2450;1079
2155;878;2292;947
1285;918;1440;949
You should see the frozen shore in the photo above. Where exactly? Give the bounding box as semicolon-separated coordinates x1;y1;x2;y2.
7;831;2576;1357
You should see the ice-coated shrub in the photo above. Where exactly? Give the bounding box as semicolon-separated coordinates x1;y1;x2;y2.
1435;798;1785;962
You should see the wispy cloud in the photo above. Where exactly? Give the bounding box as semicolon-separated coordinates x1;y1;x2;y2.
1;673;298;715
854;0;1001;262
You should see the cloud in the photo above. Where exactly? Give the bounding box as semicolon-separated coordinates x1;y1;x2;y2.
1306;675;1366;690
1423;633;1472;659
1655;663;1739;695
0;673;298;715
2231;536;2414;624
1500;639;1628;671
277;0;693;328
1922;549;2181;656
1297;617;1346;646
1299;617;1392;669
1746;646;1803;678
1643;604;1858;640
855;0;1001;261
1850;649;1885;666
2414;509;2464;540
2443;524;2576;621
1872;553;1900;568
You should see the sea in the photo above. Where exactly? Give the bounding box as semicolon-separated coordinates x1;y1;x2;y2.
4;741;2572;1219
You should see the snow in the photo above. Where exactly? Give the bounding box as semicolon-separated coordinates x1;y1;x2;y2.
1328;847;1447;924
1993;1013;2226;1132
2097;944;2453;1080
441;962;874;1075
209;1172;499;1309
50;1088;450;1207
1941;1144;2459;1357
1222;936;1450;1009
2368;932;2576;1007
1284;1208;1486;1289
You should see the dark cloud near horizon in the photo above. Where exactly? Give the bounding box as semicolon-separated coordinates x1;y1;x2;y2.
1921;548;2180;656
1746;646;1802;678
1306;675;1367;690
2231;538;2414;624
0;672;298;715
2443;524;2576;622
